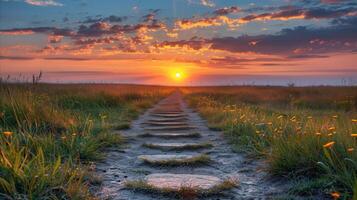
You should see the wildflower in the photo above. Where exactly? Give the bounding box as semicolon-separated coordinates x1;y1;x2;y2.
68;119;75;125
315;132;322;136
277;115;284;119
255;131;260;134
307;116;312;119
61;136;67;140
352;119;357;123
328;133;333;136
332;115;338;119
351;134;357;137
347;148;354;152
72;133;77;136
330;192;340;199
3;131;13;136
328;127;336;131
323;141;335;148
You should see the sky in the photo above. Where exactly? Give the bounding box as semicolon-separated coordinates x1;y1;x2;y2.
0;0;356;86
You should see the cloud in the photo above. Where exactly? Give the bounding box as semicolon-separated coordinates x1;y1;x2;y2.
81;15;128;24
25;0;63;6
48;35;63;43
155;37;208;50
175;15;240;29
200;0;215;7
0;55;34;60
0;27;74;36
239;6;357;23
213;6;241;15
160;16;357;57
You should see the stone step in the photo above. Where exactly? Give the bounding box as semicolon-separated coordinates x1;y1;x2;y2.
147;117;188;122
142;121;189;126
150;111;183;114
144;125;195;131
125;173;236;195
147;173;223;190
143;142;213;150
150;113;187;118
138;132;201;138
138;154;210;165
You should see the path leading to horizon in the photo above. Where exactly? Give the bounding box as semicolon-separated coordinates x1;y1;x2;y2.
96;92;285;199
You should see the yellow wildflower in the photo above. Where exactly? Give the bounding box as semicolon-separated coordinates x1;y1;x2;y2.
330;192;340;199
352;119;357;123
315;132;322;136
328;133;333;136
351;134;357;137
277;115;284;119
3;131;13;136
328;127;336;131
332;115;338;119
307;116;312;119
323;141;335;148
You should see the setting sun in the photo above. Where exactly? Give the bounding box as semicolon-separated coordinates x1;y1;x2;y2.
169;68;186;82
175;72;182;79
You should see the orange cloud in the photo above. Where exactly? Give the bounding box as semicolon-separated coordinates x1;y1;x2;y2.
0;30;34;35
175;16;240;29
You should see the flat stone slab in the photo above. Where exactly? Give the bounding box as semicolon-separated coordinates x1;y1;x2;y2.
144;125;195;131
143;142;212;150
138;154;209;165
150;111;183;114
150;113;187;118
139;132;201;138
142;121;189;126
146;173;223;191
147;117;188;122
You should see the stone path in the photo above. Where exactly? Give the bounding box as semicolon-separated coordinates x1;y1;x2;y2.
96;92;287;199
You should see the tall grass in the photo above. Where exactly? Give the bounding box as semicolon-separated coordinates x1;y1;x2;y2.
184;86;357;199
0;83;171;199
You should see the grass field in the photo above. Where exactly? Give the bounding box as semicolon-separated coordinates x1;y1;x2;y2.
1;83;356;199
183;86;357;199
0;83;173;199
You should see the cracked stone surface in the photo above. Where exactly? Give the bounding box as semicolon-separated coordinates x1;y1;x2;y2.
139;132;201;138
146;173;223;191
144;142;211;150
144;125;196;131
142;121;189;126
138;154;205;163
150;113;187;118
95;91;289;199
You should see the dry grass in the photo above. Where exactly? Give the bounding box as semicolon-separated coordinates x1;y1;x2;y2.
184;86;357;199
0;83;174;199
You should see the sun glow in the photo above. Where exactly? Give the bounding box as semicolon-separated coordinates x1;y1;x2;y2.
175;72;182;79
171;70;185;81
